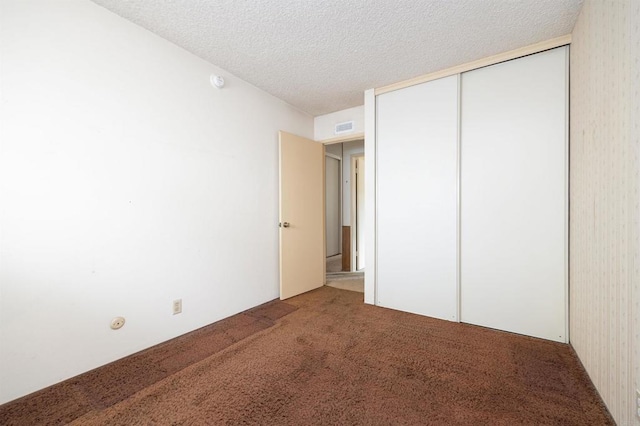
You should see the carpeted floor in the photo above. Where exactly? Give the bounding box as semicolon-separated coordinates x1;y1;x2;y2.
0;287;613;425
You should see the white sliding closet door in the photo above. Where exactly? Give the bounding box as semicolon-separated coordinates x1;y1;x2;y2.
376;75;458;321
460;47;567;342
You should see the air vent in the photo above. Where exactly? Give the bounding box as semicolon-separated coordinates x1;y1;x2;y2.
334;121;354;134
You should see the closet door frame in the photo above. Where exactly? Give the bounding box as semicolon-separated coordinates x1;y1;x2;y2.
365;41;569;343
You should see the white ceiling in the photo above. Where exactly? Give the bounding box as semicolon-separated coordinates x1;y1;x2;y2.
90;0;583;116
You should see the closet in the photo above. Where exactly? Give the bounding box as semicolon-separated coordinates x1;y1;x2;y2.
374;46;568;342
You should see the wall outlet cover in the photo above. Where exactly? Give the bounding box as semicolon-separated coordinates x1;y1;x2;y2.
173;299;182;315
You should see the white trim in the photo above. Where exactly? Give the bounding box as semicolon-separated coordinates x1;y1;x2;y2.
351;154;365;272
375;35;572;96
350;156;357;271
363;89;376;305
319;132;365;145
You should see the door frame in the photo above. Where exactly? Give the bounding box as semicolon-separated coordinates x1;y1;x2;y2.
321;134;365;274
350;154;365;272
364;42;569;338
325;152;342;258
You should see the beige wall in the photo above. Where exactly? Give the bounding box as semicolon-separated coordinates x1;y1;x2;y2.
570;1;640;425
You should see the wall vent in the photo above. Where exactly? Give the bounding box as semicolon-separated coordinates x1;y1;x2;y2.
334;121;354;134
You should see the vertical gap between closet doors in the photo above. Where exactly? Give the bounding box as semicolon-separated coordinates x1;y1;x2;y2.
563;46;570;343
456;73;462;323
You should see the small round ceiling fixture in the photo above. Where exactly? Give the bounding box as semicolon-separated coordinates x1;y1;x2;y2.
210;75;225;89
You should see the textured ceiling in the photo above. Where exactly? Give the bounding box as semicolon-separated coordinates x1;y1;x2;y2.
90;0;583;116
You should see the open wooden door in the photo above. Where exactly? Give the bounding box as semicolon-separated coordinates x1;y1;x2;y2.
279;131;325;300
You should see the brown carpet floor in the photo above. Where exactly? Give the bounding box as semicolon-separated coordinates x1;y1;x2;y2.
0;287;613;425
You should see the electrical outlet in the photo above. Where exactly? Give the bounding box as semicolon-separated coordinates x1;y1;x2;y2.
110;316;125;330
173;299;182;315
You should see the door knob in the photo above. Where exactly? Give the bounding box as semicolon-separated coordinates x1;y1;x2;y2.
282;222;290;228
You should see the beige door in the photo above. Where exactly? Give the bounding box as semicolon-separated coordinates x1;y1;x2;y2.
279;131;325;300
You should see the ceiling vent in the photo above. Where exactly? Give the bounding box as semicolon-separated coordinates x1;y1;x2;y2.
334;121;354;134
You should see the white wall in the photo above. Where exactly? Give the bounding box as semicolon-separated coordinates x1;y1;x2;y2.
314;105;364;141
0;0;313;404
569;0;640;424
324;143;342;157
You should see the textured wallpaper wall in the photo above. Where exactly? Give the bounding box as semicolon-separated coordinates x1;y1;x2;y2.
570;1;640;425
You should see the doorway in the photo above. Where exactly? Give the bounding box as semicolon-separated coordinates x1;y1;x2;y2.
324;140;365;287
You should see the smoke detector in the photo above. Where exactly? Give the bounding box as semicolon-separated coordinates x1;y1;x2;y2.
210;75;225;89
